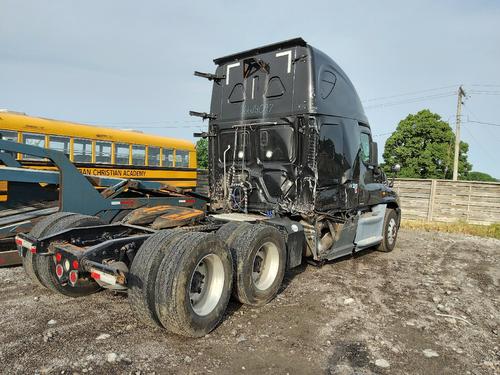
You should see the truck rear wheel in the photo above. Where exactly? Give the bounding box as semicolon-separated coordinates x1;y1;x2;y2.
216;221;250;243
154;232;233;337
377;208;399;252
22;212;77;288
34;214;103;297
228;225;286;306
128;229;186;327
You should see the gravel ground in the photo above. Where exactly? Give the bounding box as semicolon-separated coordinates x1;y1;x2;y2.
0;229;499;375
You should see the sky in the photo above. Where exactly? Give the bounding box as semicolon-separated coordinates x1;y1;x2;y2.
1;0;499;178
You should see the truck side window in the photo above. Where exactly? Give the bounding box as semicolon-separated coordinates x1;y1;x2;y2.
360;132;371;164
318;124;343;186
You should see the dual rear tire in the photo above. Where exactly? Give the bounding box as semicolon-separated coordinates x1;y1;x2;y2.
128;222;287;337
129;230;233;337
217;223;286;306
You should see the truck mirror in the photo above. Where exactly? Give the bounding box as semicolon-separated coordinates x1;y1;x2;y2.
370;142;378;166
391;163;401;173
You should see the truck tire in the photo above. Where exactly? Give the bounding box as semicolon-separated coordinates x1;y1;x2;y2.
22;212;77;288
227;224;286;306
216;221;250;243
377;208;399;252
34;214;104;297
128;229;186;327
154;232;233;337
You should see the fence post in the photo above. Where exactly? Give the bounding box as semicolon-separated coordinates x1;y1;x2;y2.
427;179;437;222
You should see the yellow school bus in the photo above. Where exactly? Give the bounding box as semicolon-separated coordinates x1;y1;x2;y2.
0;111;197;189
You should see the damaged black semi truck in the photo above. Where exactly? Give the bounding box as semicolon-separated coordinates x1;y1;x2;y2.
16;38;400;337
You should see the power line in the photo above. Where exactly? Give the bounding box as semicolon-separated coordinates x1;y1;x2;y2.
364;92;456;109
469;84;500;88
361;85;457;103
462;125;498;161
468;90;500;96
467;120;500;127
372;132;393;138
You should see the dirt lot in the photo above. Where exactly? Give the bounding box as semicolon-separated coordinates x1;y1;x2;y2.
0;229;498;375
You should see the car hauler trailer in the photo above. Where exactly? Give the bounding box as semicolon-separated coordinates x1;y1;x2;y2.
16;38;401;337
0;139;206;266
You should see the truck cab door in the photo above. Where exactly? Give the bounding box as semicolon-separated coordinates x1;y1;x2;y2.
358;126;378;207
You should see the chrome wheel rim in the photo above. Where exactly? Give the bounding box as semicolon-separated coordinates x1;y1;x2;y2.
387;218;397;245
252;241;280;291
189;254;225;316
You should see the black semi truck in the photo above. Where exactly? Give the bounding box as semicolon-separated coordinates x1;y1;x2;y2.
16;38;400;337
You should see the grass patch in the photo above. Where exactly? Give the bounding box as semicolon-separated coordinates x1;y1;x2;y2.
401;220;500;240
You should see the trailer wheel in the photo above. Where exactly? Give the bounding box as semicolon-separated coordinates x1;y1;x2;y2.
34;214;104;297
377;208;399;252
128;229;186;327
22;212;77;288
155;232;233;337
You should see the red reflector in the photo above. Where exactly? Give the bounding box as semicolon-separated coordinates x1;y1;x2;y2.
69;271;78;284
120;199;134;206
72;260;79;270
185;199;195;204
30;246;37;254
55;264;64;278
55;253;62;262
15;238;22;245
90;271;101;280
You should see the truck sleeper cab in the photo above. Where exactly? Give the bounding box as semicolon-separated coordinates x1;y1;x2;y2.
17;38;400;338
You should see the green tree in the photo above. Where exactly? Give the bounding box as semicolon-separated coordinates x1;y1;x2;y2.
196;138;208;169
465;171;498;182
382;109;472;179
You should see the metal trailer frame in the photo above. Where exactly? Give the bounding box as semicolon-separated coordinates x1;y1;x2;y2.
0;139;207;266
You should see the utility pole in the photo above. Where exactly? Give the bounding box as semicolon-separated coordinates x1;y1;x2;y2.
452;85;466;181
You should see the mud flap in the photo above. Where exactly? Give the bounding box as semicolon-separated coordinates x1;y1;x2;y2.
265;218;304;269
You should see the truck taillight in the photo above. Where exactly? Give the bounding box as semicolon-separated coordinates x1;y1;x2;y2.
72;260;79;270
30;246;37;254
69;271;78;285
55;264;64;279
55;253;62;262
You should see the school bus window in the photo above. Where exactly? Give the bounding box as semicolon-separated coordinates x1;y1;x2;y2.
0;130;17;143
132;145;146;166
73;138;92;163
22;133;45;160
176;150;189;167
162;148;174;167
148;146;160;167
0;130;18;158
95;141;112;164
115;143;130;165
49;136;70;157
